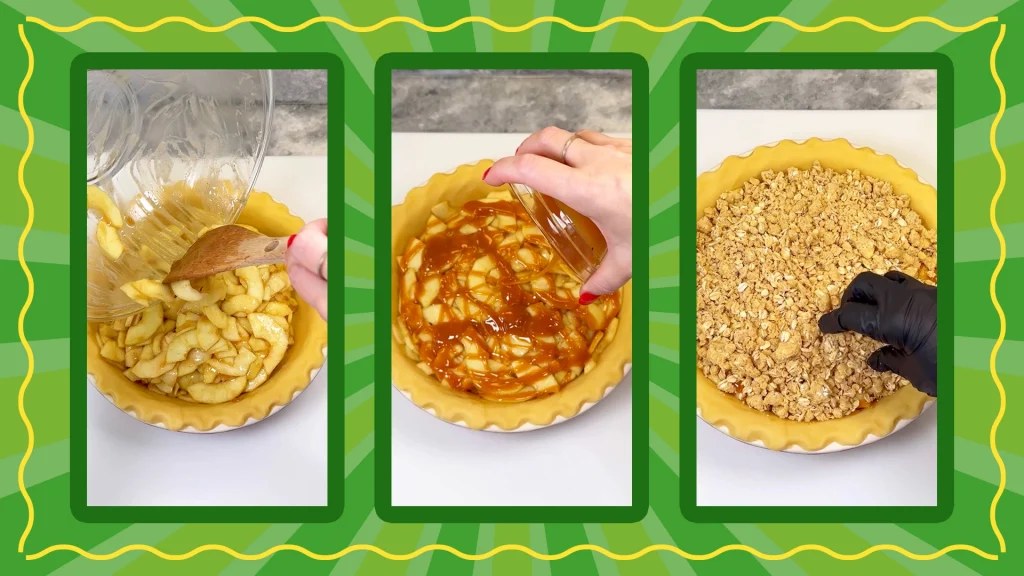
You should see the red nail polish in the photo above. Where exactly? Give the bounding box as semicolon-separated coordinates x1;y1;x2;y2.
287;234;296;248
482;167;491;180
579;292;597;306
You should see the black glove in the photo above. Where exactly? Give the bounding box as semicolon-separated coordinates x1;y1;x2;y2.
817;270;937;397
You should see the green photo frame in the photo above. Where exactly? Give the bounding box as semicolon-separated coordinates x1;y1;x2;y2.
69;52;346;524
679;51;955;524
374;52;650;524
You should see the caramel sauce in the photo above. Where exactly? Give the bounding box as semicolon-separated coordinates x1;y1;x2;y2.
397;197;620;402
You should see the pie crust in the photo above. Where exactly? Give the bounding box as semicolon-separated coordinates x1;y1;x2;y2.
87;192;328;432
696;138;933;451
392;161;633;431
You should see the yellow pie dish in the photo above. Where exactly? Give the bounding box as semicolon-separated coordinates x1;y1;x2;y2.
696;138;933;451
392;161;633;431
86;192;328;432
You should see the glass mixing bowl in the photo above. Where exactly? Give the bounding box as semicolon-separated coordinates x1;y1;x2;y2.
86;69;273;321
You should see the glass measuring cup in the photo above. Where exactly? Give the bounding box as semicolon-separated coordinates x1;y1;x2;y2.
86;69;273;321
507;182;608;282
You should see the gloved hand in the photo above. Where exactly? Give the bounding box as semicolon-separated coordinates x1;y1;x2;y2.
817;270;937;397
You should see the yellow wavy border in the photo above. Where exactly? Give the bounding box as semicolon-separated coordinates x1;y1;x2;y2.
25;542;997;562
15;23;36;555
14;13;1007;564
25;14;997;34
986;24;1008;554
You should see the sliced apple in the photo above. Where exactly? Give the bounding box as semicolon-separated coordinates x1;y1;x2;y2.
236;266;264;300
404;237;425;271
247;313;287;374
132;350;174;379
498;233;518;248
202;304;229;329
245;368;269;392
261;301;292;316
493;214;517;231
263;270;290;300
186;375;247;404
522;224;544;243
512;360;539;378
207;346;256;377
120;283;148;306
166;328;199;362
425;214;447;236
214;340;238;359
176;312;200;331
95;221;123;260
430;201;452;220
125;304;163;346
418;276;441;307
196;317;220;351
517;248;537;266
222;294;260;316
534;373;559;392
171;279;203;301
468;256;493;289
604;317;619;343
87;185;123;226
130;279;175;304
422;304;442;325
221;317;242;341
403;269;417;301
530;276;550;292
100;340;124;363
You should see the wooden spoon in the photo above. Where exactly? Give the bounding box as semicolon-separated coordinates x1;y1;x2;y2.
163;225;288;284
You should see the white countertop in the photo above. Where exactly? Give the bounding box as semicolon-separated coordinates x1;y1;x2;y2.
87;156;329;507
696;109;938;506
390;133;633;507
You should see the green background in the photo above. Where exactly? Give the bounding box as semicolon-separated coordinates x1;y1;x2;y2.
1;0;1021;574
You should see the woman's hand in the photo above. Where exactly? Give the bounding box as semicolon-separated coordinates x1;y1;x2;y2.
818;271;937;396
482;126;632;304
286;219;328;321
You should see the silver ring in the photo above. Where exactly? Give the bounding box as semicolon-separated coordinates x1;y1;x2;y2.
560;132;581;164
317;252;328;281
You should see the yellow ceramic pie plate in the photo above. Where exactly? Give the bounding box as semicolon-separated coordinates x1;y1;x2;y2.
87;192;328;433
696;138;934;452
392;161;633;431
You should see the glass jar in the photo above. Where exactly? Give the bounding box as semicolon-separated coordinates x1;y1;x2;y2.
507;182;608;282
86;69;273;320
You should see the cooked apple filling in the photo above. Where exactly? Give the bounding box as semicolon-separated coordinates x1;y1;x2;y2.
94;264;297;404
395;189;621;402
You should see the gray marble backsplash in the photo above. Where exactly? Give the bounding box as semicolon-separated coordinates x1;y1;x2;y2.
106;68;937;156
271;69;328;104
391;69;632;134
268;70;327;155
696;70;937;110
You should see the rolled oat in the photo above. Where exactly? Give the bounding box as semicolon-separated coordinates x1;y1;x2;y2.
697;161;937;422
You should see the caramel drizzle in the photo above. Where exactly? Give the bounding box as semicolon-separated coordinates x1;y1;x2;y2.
398;200;619;402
